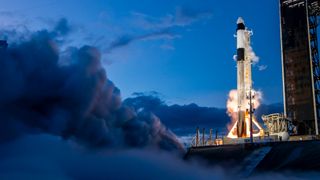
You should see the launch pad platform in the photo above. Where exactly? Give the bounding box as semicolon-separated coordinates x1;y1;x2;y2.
185;139;320;176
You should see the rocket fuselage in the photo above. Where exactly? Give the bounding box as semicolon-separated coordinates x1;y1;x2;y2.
236;17;252;137
227;17;264;139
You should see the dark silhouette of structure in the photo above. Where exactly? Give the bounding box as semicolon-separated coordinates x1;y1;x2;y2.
280;0;320;135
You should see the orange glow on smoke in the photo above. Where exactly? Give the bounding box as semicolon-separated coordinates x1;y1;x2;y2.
226;89;264;139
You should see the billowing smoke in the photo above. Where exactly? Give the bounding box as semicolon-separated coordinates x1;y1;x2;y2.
233;34;259;66
0;135;229;179
0;135;317;179
226;89;262;131
226;89;238;129
0;19;184;153
233;45;259;64
247;45;259;64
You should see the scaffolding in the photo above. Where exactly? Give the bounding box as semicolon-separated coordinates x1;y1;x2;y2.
262;113;295;135
308;0;320;134
280;0;320;135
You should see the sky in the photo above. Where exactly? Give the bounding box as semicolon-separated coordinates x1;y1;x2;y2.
0;0;282;108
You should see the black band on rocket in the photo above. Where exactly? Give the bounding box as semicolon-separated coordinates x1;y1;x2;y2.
237;48;245;61
237;23;245;30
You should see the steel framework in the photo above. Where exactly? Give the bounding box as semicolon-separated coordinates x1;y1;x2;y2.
308;0;320;133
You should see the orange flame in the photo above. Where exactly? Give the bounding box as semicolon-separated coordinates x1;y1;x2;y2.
226;89;264;138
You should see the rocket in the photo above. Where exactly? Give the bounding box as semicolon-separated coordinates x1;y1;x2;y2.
236;17;252;138
227;17;264;139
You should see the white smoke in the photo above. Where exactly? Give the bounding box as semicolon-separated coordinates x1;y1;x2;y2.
258;65;268;71
226;89;263;131
233;54;237;61
247;45;259;64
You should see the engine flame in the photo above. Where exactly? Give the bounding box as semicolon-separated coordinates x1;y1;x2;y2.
226;89;264;139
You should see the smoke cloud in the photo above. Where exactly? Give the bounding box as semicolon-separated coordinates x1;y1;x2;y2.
0;135;227;179
0;18;184;153
124;93;230;134
0;135;316;179
247;45;259;64
226;89;263;131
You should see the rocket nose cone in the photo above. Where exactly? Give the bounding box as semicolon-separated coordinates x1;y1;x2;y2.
236;17;245;30
237;17;244;24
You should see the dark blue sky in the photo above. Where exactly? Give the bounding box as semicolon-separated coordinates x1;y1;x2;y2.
0;0;282;108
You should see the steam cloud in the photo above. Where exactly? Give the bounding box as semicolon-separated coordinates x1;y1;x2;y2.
0;134;315;179
226;89;262;131
0;18;184;153
0;135;227;179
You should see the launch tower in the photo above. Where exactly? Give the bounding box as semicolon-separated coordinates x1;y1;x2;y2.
280;0;320;135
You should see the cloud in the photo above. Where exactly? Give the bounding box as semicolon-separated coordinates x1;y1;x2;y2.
0;11;32;41
0;17;72;44
258;65;268;71
161;44;175;50
0;132;316;179
104;6;212;53
0;135;226;179
123;93;284;137
174;7;213;26
0;18;184;153
53;18;71;37
107;30;180;52
131;7;213;30
0;11;16;17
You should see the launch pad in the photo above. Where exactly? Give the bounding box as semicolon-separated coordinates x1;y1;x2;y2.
186;0;320;176
191;17;296;147
185;139;320;176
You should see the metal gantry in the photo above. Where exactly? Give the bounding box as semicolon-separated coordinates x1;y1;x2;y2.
308;0;320;133
262;113;295;135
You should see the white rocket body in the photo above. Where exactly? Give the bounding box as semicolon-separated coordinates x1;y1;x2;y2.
236;17;252;137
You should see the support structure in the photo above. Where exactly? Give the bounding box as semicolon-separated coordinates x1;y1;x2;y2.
308;1;320;135
249;88;254;143
280;0;320;135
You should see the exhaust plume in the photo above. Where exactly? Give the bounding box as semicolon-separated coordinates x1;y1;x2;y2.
226;89;263;138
